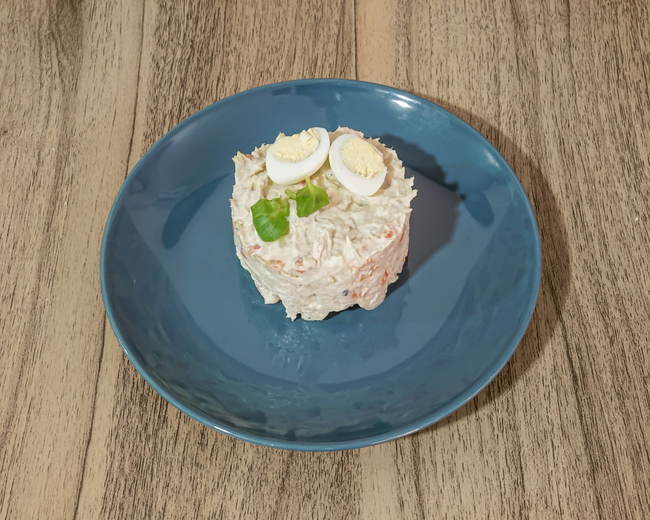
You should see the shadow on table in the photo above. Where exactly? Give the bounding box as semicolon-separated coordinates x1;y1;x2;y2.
410;95;572;435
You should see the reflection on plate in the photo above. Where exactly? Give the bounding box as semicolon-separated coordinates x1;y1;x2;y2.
101;79;541;450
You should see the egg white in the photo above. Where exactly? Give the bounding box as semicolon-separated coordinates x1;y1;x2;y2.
266;127;330;185
328;134;387;196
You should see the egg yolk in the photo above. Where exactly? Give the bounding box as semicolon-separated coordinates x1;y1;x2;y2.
269;129;320;163
340;138;385;178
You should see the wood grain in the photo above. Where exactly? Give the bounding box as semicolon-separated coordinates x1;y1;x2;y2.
1;0;649;518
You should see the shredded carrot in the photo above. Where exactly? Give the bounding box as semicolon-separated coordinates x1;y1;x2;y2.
359;257;374;270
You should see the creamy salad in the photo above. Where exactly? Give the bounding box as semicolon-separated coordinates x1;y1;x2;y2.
230;127;417;320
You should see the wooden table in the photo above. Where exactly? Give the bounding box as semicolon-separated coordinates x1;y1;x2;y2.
2;0;649;518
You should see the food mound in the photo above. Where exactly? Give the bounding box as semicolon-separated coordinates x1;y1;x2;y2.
230;127;417;321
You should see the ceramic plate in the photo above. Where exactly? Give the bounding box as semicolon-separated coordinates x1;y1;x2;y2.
101;79;541;450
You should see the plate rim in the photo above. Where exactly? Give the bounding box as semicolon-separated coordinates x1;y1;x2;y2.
100;78;543;451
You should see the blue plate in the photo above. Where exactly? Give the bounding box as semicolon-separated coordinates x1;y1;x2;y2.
101;79;541;451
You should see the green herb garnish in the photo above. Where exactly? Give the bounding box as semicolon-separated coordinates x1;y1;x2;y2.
251;178;329;241
289;177;329;217
251;197;290;242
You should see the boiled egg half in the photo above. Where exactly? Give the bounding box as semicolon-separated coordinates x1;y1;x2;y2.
329;134;387;196
266;127;330;185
